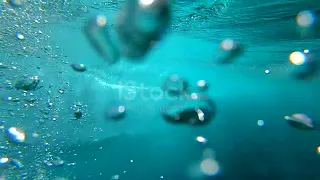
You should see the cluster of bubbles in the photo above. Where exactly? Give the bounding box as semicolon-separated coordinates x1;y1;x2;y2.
0;0;319;179
160;75;215;125
170;0;232;33
0;0;88;57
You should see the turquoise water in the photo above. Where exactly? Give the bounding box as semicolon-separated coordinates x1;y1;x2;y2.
0;0;320;179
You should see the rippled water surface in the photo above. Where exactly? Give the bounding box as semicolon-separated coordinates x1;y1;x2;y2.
0;0;320;179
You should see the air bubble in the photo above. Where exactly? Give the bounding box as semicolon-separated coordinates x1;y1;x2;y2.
16;33;25;40
84;15;120;64
74;110;83;119
44;156;64;167
162;74;188;96
196;136;207;144
71;63;86;72
289;51;317;79
200;158;220;176
285;113;314;130
257;120;264;127
297;11;315;28
8;0;23;7
14;76;40;91
6;127;26;143
162;93;215;125
115;0;170;58
106;105;126;120
0;157;9;168
196;80;208;92
111;175;120;180
10;158;23;169
217;39;243;64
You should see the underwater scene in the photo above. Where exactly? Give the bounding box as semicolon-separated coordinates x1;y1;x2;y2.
0;0;320;179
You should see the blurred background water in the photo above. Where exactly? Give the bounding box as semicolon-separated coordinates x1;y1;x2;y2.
0;0;320;179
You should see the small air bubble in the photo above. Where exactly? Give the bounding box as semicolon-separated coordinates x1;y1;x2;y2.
16;33;25;40
257;120;264;127
196;136;207;144
111;175;120;180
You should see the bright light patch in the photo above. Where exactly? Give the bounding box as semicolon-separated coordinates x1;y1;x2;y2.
16;33;24;40
191;93;198;100
297;11;315;27
196;109;205;121
0;157;9;164
200;158;220;176
139;0;154;7
96;15;107;27
289;51;306;65
197;80;206;87
118;106;126;113
221;39;235;51
257;120;264;127
196;136;207;143
8;127;26;143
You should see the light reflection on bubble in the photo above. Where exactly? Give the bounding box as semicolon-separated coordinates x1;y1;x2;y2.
221;39;235;51
200;158;220;176
257;119;264;127
7;0;23;7
196;136;207;144
111;175;120;180
297;11;315;28
16;33;25;40
139;0;155;7
0;157;9;164
6;127;26;143
289;51;305;65
96;15;108;27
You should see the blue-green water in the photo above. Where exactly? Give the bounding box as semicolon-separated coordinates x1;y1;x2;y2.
0;0;320;179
